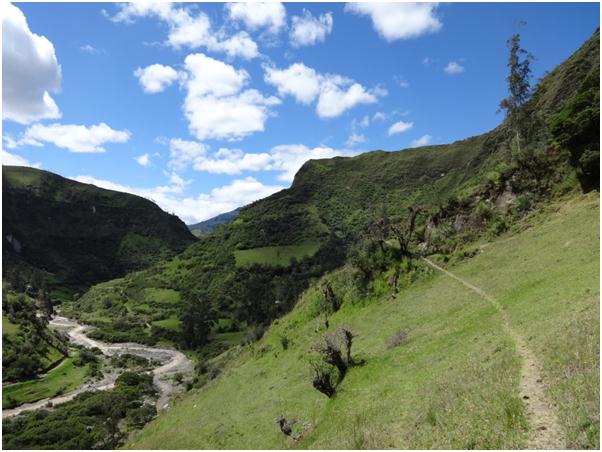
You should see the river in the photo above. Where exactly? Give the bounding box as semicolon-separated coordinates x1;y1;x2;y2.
2;315;193;419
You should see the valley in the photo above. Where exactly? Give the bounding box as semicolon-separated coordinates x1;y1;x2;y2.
1;6;599;450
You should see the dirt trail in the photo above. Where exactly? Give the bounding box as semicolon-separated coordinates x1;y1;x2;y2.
3;316;192;419
420;257;565;450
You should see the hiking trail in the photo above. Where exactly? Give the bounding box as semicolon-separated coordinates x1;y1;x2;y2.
420;256;565;450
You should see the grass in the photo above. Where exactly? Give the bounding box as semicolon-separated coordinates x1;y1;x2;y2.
127;193;598;449
449;193;600;449
152;316;181;332
2;314;20;336
234;242;321;267
2;356;89;409
143;288;180;305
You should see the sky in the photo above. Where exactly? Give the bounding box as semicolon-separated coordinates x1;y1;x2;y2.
2;1;599;224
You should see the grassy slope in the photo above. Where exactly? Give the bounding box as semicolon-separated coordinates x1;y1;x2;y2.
2;356;89;408
127;193;598;449
234;242;321;267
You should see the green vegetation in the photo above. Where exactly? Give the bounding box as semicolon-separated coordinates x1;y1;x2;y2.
152;316;181;332
2;289;67;382
128;194;598;449
2;356;90;409
3;372;157;449
234;242;321;267
2;314;19;336
3;165;196;296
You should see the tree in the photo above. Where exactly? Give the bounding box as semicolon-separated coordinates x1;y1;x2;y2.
180;289;216;349
499;32;534;154
389;206;423;258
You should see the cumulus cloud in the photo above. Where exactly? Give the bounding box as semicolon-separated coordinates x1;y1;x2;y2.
388;120;414;135
345;3;442;41
1;150;41;168
168;139;357;182
3;3;62;124
264;62;384;118
411;134;433;147
290;10;333;47
182;53;280;141
136;153;150;166
227;2;286;34
264;63;321;104
10;122;131;153
73;173;284;224
110;2;258;59
444;61;465;75
134;64;179;93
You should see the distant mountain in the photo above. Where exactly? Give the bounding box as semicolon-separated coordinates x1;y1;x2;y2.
2;166;196;299
188;208;241;237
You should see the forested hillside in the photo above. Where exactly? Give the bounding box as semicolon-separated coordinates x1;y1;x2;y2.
2;166;196;300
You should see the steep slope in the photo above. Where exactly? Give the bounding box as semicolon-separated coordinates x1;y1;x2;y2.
127;193;599;449
2;166;196;297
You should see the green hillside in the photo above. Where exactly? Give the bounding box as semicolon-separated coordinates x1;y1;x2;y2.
127;192;599;450
62;29;599;350
2;166;196;298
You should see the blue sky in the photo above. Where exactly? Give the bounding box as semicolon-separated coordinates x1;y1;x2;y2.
2;2;599;223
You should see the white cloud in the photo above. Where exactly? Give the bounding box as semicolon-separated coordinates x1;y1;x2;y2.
346;133;366;147
134;64;179;94
227;2;286;34
264;63;321;105
411;134;433;147
168;139;357;182
136;153;150;166
110;3;258;59
80;44;104;54
290;10;333;47
317;79;381;118
388;120;414;135
2;3;62;124
182;53;280;141
72;174;284;224
444;61;465;75
264;62;385;118
345;3;441;41
372;111;387;121
1;150;41;168
11;122;131;153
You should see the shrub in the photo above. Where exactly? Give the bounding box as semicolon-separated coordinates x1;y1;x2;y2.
310;361;335;398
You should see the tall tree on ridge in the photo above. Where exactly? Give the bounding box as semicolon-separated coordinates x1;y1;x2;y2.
499;31;534;154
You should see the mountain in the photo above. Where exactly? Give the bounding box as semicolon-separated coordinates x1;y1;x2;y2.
124;31;599;449
3;28;599;452
2;166;196;299
188;208;241;237
62;30;598;349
